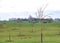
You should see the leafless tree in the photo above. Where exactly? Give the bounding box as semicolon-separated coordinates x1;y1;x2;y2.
37;4;48;43
6;30;13;42
28;15;35;32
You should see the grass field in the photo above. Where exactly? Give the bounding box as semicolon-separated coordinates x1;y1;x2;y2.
0;21;60;43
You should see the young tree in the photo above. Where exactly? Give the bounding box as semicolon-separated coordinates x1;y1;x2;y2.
6;30;13;42
28;15;35;32
37;4;48;43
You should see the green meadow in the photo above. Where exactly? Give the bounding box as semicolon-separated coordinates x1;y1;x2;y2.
0;21;60;43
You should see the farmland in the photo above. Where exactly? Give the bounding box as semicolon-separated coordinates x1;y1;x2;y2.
0;21;60;43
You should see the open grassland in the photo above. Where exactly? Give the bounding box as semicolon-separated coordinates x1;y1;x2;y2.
0;21;60;43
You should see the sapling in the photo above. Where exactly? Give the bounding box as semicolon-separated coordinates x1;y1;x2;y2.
28;15;35;33
37;4;48;43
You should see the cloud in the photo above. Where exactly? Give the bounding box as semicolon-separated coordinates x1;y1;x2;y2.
0;0;60;12
0;0;60;20
0;0;48;12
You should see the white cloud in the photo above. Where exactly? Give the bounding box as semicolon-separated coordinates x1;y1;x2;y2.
0;0;48;12
0;0;60;20
46;0;60;11
0;0;60;12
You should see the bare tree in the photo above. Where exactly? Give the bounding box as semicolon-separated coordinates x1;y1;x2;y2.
8;31;12;42
28;15;35;32
37;4;48;43
6;30;13;42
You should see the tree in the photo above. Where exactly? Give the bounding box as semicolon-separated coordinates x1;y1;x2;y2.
17;18;22;23
37;4;48;43
28;15;35;32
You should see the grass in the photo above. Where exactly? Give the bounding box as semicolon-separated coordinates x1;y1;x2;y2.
0;21;60;43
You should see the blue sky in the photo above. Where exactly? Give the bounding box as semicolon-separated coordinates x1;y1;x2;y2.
0;0;60;20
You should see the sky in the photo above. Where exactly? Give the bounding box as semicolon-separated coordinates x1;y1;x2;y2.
0;0;60;20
